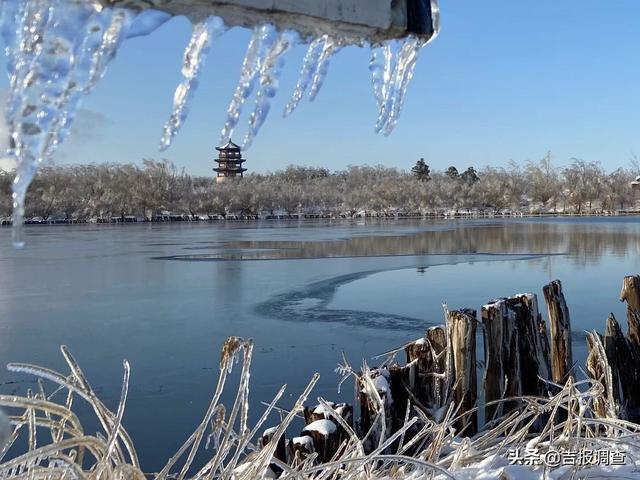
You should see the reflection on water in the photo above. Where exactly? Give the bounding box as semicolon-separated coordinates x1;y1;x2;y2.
153;218;640;264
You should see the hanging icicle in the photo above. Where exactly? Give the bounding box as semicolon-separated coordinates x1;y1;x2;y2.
282;37;323;117
159;16;225;151
1;0;132;247
368;42;392;111
380;36;424;136
242;31;295;149
308;35;341;102
219;24;277;144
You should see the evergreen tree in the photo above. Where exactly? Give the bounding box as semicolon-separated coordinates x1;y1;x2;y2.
461;166;480;184
411;158;431;182
445;166;459;179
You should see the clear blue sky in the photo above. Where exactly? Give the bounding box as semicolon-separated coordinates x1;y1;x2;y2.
3;0;640;175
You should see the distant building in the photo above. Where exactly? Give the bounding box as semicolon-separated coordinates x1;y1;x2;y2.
214;140;247;183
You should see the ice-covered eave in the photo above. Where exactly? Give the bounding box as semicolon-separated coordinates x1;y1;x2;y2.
103;0;438;44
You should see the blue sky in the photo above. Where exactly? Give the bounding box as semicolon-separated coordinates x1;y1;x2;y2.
3;0;640;175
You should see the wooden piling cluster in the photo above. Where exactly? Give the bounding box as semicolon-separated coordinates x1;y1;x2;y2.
584;275;640;422
260;401;354;471
259;275;640;470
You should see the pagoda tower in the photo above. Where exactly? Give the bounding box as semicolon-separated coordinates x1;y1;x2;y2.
214;140;247;183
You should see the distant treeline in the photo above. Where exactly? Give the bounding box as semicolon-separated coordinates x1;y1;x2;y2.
0;153;638;221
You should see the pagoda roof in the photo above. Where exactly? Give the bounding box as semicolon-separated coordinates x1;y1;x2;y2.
216;140;241;151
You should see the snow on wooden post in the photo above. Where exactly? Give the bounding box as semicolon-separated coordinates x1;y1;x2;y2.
543;280;574;385
301;419;340;463
448;309;478;436
304;402;353;429
357;367;395;453
481;299;521;422
261;426;287;470
287;435;315;465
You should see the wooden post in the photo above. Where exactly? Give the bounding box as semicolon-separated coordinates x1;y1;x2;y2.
304;401;353;447
287;435;314;465
357;368;394;452
620;275;640;420
261;426;287;470
543;280;574;385
404;326;448;412
511;294;551;397
425;326;447;408
482;299;521;421
301;419;340;463
603;314;626;410
621;275;640;348
586;331;616;419
620;275;640;313
448;309;477;436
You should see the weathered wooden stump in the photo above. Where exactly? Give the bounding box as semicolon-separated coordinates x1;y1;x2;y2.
620;275;640;313
404;326;448;411
586;331;617;420
482;294;551;423
261;426;288;472
287;435;315;465
357;367;393;452
620;275;640;420
482;298;520;421
304;402;353;429
543;280;573;384
448;309;478;436
511;293;551;397
301;419;340;463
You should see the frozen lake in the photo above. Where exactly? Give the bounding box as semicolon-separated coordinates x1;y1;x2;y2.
1;217;639;469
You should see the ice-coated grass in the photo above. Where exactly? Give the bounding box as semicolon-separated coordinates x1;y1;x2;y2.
0;334;638;479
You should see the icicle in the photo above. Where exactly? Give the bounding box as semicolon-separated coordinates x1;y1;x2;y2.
370;0;439;135
368;42;392;110
282;36;323;117
159;16;225;151
242;31;295;149
220;24;277;144
308;35;341;102
381;36;424;136
431;0;441;40
1;0;132;247
374;36;425;135
86;8;132;91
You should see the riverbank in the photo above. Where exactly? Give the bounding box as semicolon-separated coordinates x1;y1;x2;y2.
2;209;640;226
